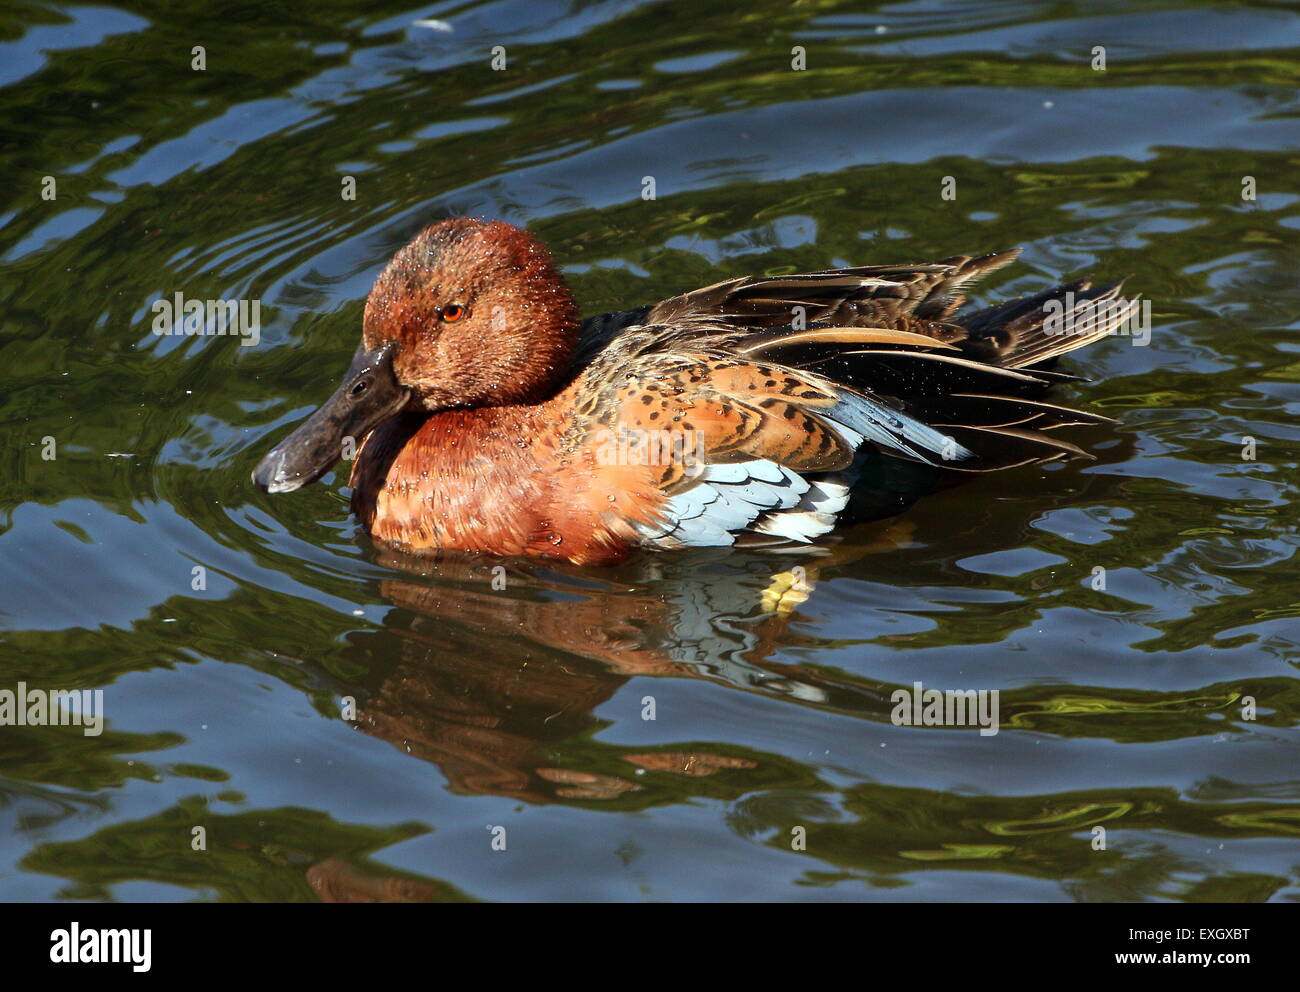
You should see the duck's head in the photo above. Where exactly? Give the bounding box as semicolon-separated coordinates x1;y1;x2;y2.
253;217;579;494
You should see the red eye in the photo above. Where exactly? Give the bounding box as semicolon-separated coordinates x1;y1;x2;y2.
442;303;467;322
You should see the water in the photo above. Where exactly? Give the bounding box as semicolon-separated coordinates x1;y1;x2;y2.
2;0;1298;902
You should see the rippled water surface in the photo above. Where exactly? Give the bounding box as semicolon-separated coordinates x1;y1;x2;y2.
2;0;1299;902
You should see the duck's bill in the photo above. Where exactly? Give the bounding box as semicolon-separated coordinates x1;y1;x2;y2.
252;342;409;494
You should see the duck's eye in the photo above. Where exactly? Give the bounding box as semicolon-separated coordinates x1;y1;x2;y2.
350;378;370;397
441;303;467;322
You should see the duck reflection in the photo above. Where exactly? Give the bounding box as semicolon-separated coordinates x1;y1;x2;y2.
338;511;919;804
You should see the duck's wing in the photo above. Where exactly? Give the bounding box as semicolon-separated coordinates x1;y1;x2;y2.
565;253;1137;550
642;249;1139;369
565;351;918;548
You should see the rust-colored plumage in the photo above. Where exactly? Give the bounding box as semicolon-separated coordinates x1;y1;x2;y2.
255;218;1140;565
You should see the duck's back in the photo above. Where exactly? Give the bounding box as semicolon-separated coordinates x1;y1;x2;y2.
556;252;1137;555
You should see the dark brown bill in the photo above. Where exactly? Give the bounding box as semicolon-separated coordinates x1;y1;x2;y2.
253;342;409;494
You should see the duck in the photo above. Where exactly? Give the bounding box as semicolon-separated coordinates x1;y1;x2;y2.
253;217;1138;566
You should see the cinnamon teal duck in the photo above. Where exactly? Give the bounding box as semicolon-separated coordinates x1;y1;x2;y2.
252;218;1139;565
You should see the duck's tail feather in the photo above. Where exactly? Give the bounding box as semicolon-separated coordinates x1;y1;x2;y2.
644;250;1023;334
958;277;1140;369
